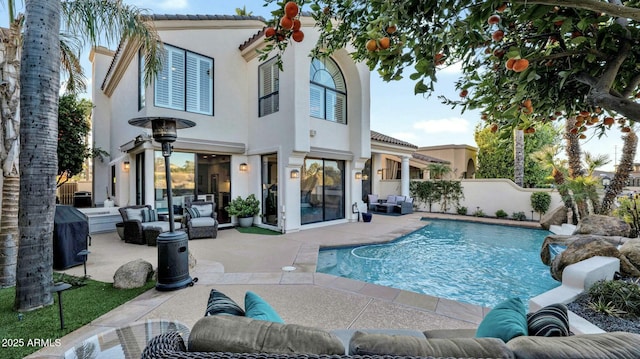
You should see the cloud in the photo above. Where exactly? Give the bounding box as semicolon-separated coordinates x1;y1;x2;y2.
439;61;463;75
413;117;470;134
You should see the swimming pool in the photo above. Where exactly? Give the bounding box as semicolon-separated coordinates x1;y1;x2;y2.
317;219;559;308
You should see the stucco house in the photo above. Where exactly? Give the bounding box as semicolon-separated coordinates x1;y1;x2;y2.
90;14;373;233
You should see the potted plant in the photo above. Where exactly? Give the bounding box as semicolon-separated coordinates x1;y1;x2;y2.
226;194;260;227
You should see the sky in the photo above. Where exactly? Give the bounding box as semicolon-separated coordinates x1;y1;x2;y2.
1;0;629;171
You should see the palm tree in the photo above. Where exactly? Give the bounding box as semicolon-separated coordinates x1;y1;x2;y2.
12;0;163;311
514;128;524;187
601;131;638;214
235;6;253;16
427;163;452;180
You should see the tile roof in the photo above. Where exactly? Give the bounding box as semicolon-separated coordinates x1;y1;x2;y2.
147;14;265;21
413;152;449;164
370;130;418;149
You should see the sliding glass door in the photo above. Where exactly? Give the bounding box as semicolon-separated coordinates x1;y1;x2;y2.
300;158;345;224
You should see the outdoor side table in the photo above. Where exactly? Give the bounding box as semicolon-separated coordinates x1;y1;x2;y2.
144;226;163;246
51;282;72;330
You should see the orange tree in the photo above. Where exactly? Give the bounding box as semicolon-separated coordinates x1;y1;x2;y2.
263;0;640;214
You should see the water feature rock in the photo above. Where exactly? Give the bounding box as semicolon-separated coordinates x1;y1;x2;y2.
620;239;640;275
573;215;631;237
540;206;568;230
540;235;574;265
113;258;153;289
551;236;620;281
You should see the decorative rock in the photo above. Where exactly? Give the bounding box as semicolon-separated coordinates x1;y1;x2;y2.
113;259;153;289
620;239;640;274
573;215;631;237
540;235;575;265
551;236;620;281
540;206;568;230
189;251;197;270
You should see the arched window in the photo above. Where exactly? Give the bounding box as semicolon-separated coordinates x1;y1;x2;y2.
309;58;346;124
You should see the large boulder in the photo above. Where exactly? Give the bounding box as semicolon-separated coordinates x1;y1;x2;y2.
551;236;620;281
540;206;568;230
113;258;153;289
540;235;575;265
573;215;631;237
620;239;640;275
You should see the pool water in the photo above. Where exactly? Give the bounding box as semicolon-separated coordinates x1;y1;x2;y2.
317;219;559;308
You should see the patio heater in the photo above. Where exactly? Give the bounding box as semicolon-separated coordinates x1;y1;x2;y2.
129;116;196;291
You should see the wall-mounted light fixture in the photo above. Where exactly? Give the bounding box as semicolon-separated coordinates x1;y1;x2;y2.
362;174;369;181
123;161;130;171
355;172;362;180
239;163;248;172
290;169;300;179
377;169;383;175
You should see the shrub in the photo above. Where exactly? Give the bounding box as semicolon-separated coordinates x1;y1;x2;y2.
531;192;552;218
456;206;467;215
495;209;508;218
225;194;260;218
588;279;640;318
512;211;527;221
472;208;485;217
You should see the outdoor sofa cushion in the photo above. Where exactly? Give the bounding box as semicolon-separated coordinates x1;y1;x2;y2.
348;330;514;358
476;297;528;342
244;291;284;323
187;315;345;355
190;217;217;228
506;331;640;359
205;289;245;317
192;203;213;217
140;221;180;232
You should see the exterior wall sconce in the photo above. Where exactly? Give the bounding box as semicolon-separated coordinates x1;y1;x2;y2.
355;172;362;180
362;174;369;181
123;161;130;171
377;169;383;175
239;163;248;172
290;169;300;179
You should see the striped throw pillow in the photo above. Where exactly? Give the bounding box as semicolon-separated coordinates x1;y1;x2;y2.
186;207;201;218
205;289;245;317
141;208;158;222
526;303;570;337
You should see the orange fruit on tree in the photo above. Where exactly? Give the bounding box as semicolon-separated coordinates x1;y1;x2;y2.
292;19;301;31
512;58;529;72
490;124;499;133
579;133;587;139
280;16;294;30
265;27;276;38
622;126;632;133
460;89;468;97
496;3;508;12
379;37;390;49
284;1;299;19
505;58;516;70
603;117;615;126
579;110;590;116
386;25;397;34
488;15;501;25
292;30;304;42
434;53;445;65
492;29;504;41
366;39;378;51
523;99;532;108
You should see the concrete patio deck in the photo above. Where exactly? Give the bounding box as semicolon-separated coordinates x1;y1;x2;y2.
28;212;543;358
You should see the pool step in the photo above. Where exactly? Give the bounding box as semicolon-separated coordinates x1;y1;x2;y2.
529;256;620;334
548;223;576;235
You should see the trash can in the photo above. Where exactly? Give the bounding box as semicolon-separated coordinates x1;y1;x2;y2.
156;230;194;291
362;212;373;222
73;191;92;208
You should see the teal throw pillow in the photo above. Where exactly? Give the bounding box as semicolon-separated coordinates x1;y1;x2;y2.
476;297;527;342
244;291;284;323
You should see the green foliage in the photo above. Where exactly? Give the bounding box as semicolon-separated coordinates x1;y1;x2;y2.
495;209;508;218
0;273;154;359
530;192;552;215
475;123;560;187
456;206;467;215
473;208;485;217
225;194;261;218
512;211;527;221
614;195;640;238
410;180;464;213
57;95;108;186
588;279;640;318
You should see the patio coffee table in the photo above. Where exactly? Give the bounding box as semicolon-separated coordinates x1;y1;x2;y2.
375;203;395;213
63;319;189;359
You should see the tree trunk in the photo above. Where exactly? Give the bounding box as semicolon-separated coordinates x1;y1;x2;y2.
601;131;638;214
514;129;524;187
0;16;22;288
14;0;60;311
565;117;584;178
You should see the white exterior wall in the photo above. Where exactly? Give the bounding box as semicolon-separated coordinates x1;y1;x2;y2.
90;17;371;232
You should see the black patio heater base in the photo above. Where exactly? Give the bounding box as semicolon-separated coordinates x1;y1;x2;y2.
155;230;195;291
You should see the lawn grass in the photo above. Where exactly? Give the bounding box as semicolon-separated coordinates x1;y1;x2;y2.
0;273;154;359
235;226;282;235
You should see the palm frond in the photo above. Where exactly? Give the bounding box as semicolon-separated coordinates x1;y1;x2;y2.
59;33;86;94
61;0;163;86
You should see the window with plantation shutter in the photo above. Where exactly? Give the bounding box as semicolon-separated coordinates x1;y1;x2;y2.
259;57;279;117
154;44;213;115
309;58;346;124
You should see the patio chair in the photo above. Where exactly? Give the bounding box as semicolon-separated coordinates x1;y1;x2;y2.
118;205;177;244
367;194;379;211
185;201;219;239
396;197;414;214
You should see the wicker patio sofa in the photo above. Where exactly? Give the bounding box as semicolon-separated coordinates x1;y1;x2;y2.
118;205;181;244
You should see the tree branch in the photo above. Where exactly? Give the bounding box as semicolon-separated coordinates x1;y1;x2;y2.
622;73;640;98
512;0;640;22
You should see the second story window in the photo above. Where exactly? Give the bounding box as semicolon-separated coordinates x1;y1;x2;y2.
154;44;213;116
309;57;346;124
259;57;279;117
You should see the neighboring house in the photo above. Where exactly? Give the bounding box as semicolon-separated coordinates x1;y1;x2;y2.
416;144;477;179
90;14;371;232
